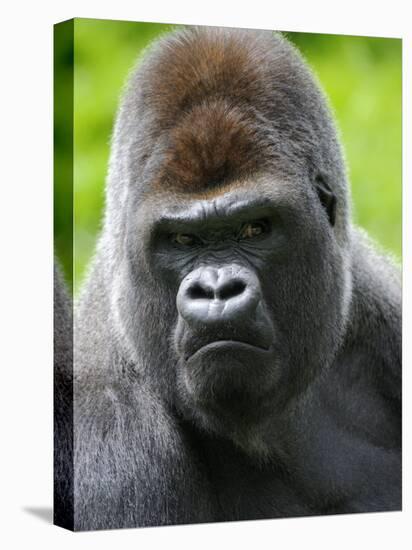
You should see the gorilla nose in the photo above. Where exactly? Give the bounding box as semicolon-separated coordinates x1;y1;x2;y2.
176;266;261;327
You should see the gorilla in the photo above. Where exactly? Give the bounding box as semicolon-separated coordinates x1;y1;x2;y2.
65;27;401;531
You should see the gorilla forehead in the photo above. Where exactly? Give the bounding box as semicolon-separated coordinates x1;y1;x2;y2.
157;100;273;193
114;27;344;193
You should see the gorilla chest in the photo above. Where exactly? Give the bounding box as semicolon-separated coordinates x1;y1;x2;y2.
208;462;314;521
196;395;400;521
197;438;315;521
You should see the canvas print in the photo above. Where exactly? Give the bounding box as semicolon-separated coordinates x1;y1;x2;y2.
54;19;402;531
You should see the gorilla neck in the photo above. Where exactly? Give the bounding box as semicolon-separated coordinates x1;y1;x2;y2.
173;376;316;459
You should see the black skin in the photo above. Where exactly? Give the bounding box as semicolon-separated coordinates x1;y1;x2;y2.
66;28;401;531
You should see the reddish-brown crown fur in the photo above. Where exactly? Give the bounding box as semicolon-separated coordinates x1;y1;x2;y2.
122;27;329;195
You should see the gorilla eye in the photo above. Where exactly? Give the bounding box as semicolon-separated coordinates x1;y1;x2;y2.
172;233;197;246
238;221;269;240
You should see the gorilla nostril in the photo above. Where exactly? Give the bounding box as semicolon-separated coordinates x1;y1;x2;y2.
218;279;246;300
188;282;214;300
187;278;247;301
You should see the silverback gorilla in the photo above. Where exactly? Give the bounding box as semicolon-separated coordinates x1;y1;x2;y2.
68;27;401;530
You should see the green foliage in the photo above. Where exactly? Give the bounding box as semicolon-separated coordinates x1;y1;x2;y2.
54;19;402;293
54;20;74;292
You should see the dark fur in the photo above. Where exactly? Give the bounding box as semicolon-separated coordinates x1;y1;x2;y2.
69;28;401;531
54;263;74;529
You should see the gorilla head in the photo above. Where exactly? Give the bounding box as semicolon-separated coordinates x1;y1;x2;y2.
102;28;352;441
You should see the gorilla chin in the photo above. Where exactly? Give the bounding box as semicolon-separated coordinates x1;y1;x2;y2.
180;340;279;413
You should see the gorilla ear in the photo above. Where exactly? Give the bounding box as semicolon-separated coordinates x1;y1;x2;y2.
314;174;336;227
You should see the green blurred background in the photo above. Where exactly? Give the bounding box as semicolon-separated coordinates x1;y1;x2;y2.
54;19;402;294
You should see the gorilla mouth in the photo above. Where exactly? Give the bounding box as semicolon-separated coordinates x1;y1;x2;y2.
186;339;271;361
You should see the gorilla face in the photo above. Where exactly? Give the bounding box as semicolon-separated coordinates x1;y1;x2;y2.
119;170;350;435
106;29;353;438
